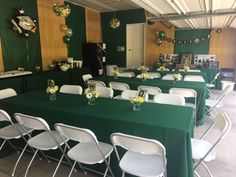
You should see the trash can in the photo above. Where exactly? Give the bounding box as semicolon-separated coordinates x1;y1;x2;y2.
221;80;235;91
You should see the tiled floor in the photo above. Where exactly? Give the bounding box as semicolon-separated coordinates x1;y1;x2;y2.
0;90;235;177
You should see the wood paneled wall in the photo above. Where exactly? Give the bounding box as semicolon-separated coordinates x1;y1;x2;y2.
144;22;174;67
0;38;3;72
209;28;236;68
85;8;102;43
37;0;67;71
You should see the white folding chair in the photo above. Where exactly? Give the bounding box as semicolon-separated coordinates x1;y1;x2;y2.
109;82;130;99
96;86;114;98
207;72;221;99
153;93;185;106
82;74;93;85
0;88;17;99
157;68;169;71
0;110;34;176
147;72;161;79
14;113;71;177
110;132;167;177
87;80;106;87
119;72;135;78
162;74;182;81
169;88;197;125
191;112;231;177
184;75;205;82
59;85;83;95
121;90;149;102
138;85;162;102
205;85;231;118
136;74;154;79
55;123;114;177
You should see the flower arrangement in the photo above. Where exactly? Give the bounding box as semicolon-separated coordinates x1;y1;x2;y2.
140;70;149;81
46;80;58;100
85;83;99;105
172;73;182;81
112;66;119;79
130;96;144;111
184;63;190;72
159;65;166;72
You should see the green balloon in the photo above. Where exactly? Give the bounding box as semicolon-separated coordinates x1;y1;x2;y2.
159;31;165;39
63;35;70;44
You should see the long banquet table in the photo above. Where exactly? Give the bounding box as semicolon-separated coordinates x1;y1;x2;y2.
95;76;207;125
0;91;194;177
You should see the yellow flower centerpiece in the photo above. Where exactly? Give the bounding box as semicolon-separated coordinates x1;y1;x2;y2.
46;80;59;101
184;63;190;72
85;83;99;105
139;65;149;81
159;65;166;72
172;73;182;83
112;66;119;79
130;96;144;111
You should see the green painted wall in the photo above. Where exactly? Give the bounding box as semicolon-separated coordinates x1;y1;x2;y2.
0;0;41;71
65;2;86;60
101;9;145;67
174;29;211;61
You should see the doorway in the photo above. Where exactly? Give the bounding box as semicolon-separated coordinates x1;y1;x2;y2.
126;23;144;68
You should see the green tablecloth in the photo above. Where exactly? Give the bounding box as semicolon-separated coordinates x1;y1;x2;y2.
0;91;194;177
199;68;221;89
96;76;207;125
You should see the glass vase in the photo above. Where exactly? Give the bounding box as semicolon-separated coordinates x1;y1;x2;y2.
88;97;96;105
49;93;56;101
133;102;141;111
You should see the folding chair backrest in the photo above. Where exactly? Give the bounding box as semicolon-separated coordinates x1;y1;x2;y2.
119;72;134;78
153;93;185;106
55;123;98;144
184;75;205;82
147;72;161;79
121;90;149;102
157;68;169;71
136;74;153;79
0;109;12;122
87;80;106;87
14;113;50;131
162;74;175;80
211;72;221;84
216;85;231;101
96;86;114;98
0;88;17;99
59;85;83;95
214;112;232;139
109;82;130;91
169;87;197;98
138;85;162;96
110;133;166;155
82;74;93;83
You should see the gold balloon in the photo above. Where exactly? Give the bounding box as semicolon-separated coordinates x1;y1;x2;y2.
60;24;68;33
109;18;120;29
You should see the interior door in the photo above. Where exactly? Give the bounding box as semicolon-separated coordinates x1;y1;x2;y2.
126;24;144;68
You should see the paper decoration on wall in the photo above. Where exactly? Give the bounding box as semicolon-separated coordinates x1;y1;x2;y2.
110;12;120;29
53;3;71;17
11;8;37;38
155;29;222;45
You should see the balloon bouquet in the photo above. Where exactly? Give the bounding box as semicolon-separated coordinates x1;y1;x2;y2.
11;8;36;38
61;24;73;44
156;30;165;45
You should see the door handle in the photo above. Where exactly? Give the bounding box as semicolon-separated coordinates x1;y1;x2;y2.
128;49;132;51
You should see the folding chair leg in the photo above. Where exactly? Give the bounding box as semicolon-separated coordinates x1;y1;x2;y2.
0;139;6;151
11;143;28;176
194;170;201;177
103;156;114;177
52;153;64;177
24;149;39;177
6;140;19;153
122;171;125;177
68;161;77;177
202;162;213;177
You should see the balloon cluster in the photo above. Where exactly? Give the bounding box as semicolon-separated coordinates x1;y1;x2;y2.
11;8;37;38
156;31;165;45
61;24;73;44
53;3;71;17
156;28;222;45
